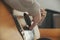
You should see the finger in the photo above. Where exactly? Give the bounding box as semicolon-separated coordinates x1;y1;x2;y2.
40;8;45;12
41;11;47;17
41;11;47;16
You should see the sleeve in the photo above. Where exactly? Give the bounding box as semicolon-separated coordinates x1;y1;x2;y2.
20;0;41;16
27;0;41;16
4;0;40;16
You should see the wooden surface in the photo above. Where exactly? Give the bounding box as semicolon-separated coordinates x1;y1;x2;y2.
40;29;60;40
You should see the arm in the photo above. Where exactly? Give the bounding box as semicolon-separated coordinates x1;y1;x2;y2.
27;0;41;29
4;0;41;29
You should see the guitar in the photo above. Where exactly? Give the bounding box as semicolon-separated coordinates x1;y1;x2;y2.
13;12;34;40
13;11;40;40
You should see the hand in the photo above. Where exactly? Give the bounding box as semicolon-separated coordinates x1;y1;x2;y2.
29;13;41;30
29;8;47;30
40;8;47;24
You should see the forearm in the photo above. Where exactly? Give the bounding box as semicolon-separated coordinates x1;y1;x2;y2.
28;0;40;16
28;0;41;24
27;0;41;29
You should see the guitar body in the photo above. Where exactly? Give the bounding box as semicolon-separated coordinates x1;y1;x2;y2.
0;2;23;40
0;1;40;40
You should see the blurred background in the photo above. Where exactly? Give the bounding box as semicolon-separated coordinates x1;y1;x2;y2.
37;0;60;28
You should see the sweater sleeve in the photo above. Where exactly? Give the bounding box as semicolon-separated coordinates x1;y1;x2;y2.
27;0;41;16
4;0;40;16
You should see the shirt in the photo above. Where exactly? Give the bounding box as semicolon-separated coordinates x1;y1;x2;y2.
4;0;40;16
